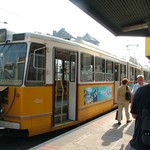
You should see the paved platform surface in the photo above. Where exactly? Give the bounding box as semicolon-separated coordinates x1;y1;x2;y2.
30;110;134;150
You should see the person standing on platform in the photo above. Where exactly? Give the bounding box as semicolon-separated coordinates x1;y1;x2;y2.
132;75;146;95
129;84;150;150
117;78;132;125
131;75;147;108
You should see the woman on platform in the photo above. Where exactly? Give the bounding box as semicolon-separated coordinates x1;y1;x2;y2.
117;78;132;125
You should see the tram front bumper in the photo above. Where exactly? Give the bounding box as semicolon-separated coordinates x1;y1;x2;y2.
0;120;20;129
0;120;29;137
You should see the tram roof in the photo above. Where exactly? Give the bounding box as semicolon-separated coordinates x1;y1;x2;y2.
69;0;150;37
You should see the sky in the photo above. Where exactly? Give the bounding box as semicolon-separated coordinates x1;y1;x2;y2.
0;0;149;66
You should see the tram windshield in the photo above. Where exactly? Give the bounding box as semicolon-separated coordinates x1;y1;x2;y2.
0;43;27;86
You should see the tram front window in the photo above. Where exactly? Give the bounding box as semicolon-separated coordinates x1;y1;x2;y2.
0;43;27;85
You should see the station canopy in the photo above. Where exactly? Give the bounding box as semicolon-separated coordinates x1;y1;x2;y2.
70;0;150;37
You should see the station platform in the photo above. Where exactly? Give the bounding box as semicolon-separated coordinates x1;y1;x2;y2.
31;110;134;150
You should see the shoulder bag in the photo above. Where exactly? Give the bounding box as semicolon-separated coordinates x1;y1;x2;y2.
125;86;131;101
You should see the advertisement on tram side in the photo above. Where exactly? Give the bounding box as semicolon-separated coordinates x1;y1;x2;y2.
84;86;112;104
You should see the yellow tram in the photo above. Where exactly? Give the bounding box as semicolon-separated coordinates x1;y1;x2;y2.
0;29;149;137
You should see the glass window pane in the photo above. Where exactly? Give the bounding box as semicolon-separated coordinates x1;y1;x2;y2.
120;64;126;80
95;57;105;81
106;60;114;81
25;43;46;86
0;43;26;85
130;67;134;81
70;55;75;82
80;53;94;82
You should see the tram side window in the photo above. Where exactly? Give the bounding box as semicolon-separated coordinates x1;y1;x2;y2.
143;71;150;83
120;64;126;80
80;52;94;82
25;43;46;86
130;67;135;82
95;56;105;81
135;69;141;78
106;60;114;81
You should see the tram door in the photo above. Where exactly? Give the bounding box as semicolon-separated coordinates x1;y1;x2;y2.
114;63;120;104
54;49;77;125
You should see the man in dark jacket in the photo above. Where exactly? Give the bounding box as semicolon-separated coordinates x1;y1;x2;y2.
129;84;150;150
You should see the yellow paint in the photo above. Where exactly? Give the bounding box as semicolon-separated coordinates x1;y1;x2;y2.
3;83;116;136
78;100;113;122
4;86;53;136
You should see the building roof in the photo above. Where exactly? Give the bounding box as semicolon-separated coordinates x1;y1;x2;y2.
53;28;75;40
70;0;150;37
82;33;100;45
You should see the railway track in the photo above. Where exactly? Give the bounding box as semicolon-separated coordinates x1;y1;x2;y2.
0;127;74;150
